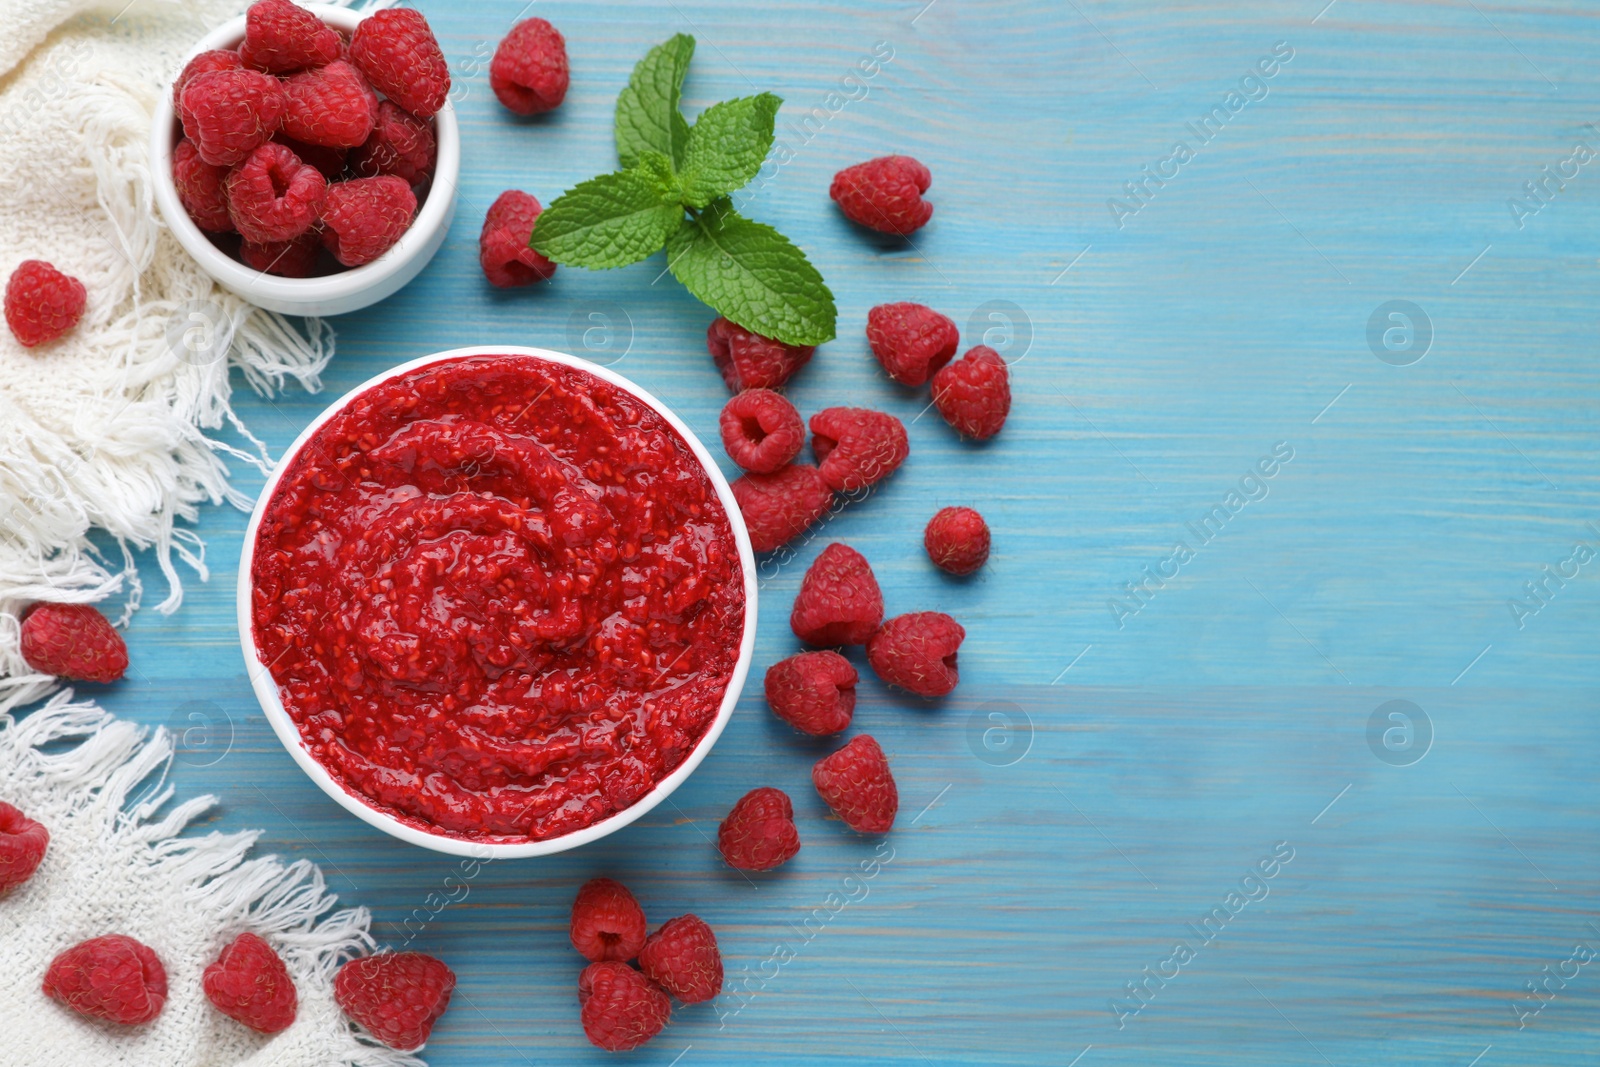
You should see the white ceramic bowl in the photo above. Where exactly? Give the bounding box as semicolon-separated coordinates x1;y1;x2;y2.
150;4;459;317
238;347;759;857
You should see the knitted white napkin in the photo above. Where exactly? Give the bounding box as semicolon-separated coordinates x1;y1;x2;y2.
0;0;335;711
0;2;425;1063
0;693;425;1067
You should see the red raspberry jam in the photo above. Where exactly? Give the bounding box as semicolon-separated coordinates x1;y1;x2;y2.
251;354;745;842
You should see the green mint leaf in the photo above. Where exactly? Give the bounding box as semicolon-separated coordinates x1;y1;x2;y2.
615;34;694;170
679;93;781;208
531;154;684;269
667;199;836;346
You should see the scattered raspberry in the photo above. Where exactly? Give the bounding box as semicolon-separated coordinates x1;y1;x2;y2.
717;787;801;871
334;952;456;1051
637;915;722;1005
730;464;833;553
173;139;234;233
43;935;167;1025
809;407;909;492
578;961;671;1051
813;735;898;834
226;142;327;245
203;932;297;1034
765;650;856;736
719;388;804;474
350;101;436;185
350;8;450;120
172;49;243;108
281;60;378;149
706;316;815;392
867;611;964;698
239;0;341;74
5;261;87;349
241;231;322;278
179;68;285;167
320;176;416;267
925;506;990;575
830;155;933;236
932;345;1011;440
0;802;49;892
272;134;348;181
19;602;127;682
867;302;959;386
569;877;648;963
790;543;883;646
478;190;557;288
491;18;570;115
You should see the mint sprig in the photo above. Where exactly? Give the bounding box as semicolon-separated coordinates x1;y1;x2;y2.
532;35;836;348
668;199;836;347
529;153;682;269
614;34;695;170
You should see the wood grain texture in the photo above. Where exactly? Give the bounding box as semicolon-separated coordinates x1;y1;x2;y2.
53;0;1600;1063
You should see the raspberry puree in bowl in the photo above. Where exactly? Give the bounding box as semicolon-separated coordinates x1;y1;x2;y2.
249;353;746;843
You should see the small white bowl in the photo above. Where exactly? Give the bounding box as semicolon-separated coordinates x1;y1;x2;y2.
150;4;459;317
238;347;759;858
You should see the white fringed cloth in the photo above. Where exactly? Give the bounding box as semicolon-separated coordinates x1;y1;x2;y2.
0;0;334;711
0;2;425;1064
0;694;423;1066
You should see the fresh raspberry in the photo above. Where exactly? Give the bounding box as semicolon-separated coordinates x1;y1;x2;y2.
578;961;670;1051
813;734;898;834
173;139;234;233
491;18;570;115
350;101;436;185
478;190;556;288
719;388;804;474
5;261;87;349
281;60;378;149
202;932;297;1034
731;464;833;553
569;877;648;963
334;952;455;1051
830;155;933;236
867;611;964;698
925;506;990;575
172;48;243;108
320;176;416;267
637;915;722;1004
717;787;800;871
19;602;127;682
0;802;49;892
272;134;347;180
932;345;1011;440
706;316;815;392
239;0;342;74
179;68;285;167
226;142;327;245
42;935;167;1025
350;8;450;120
809;407;909;492
867;302;959;386
241;231;322;278
765;650;856;736
790;543;883;646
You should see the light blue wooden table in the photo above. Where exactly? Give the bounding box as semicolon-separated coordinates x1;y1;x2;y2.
82;1;1600;1062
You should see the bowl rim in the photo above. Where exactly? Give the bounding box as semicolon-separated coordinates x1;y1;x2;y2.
149;3;461;306
236;346;759;858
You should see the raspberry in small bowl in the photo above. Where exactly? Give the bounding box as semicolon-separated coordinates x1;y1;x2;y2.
150;3;459;316
238;347;758;858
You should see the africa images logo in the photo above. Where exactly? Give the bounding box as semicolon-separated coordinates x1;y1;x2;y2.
1109;841;1296;1029
1108;41;1294;230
